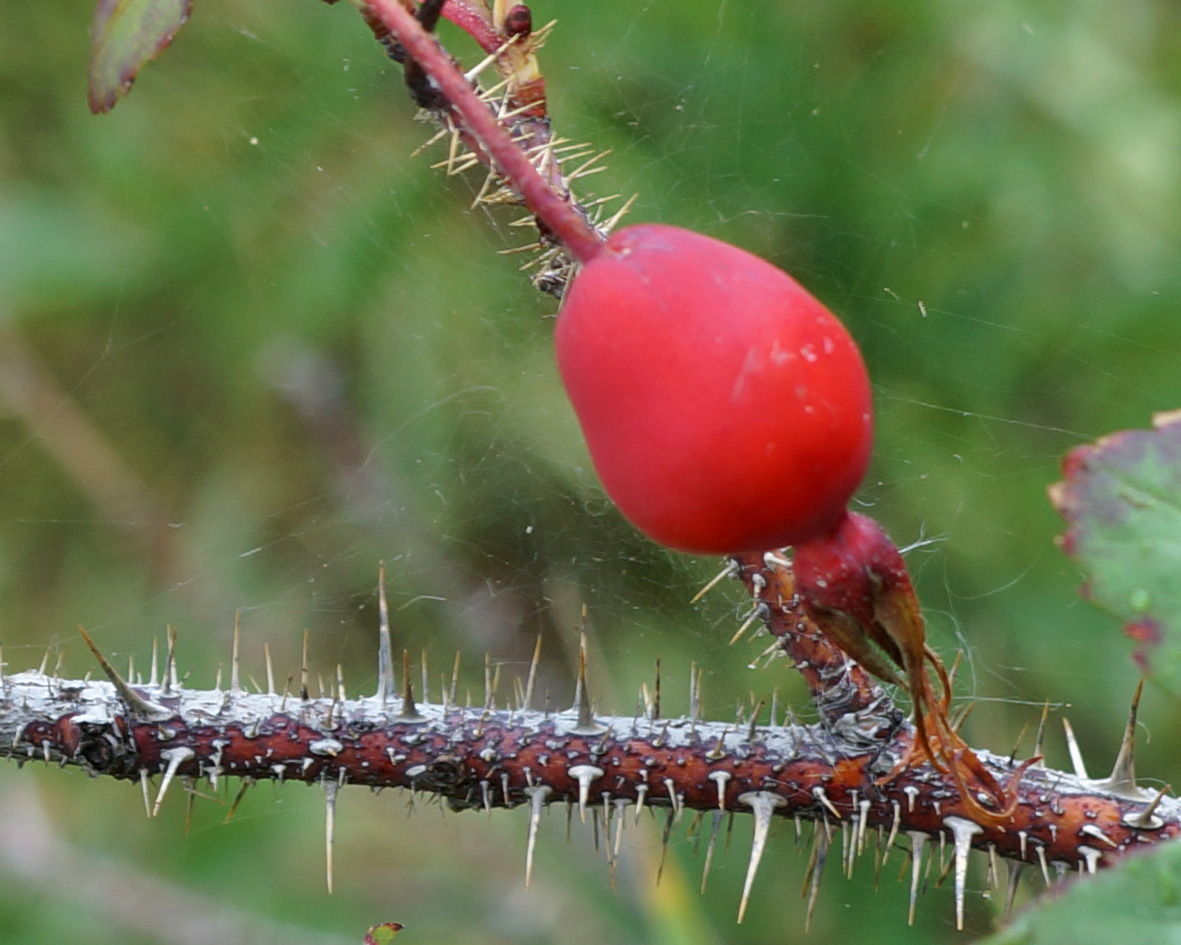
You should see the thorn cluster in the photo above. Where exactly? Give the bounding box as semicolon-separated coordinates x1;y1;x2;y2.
365;1;633;296
2;559;1177;930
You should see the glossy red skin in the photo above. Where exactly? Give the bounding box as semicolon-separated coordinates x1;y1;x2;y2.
555;224;873;554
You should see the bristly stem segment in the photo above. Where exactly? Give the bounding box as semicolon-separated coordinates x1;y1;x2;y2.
358;0;606;264
3;557;1178;926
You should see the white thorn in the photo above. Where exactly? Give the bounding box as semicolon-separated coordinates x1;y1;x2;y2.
613;797;629;858
906;831;928;925
480;780;493;816
987;843;1001;893
376;563;393;704
843;792;857;879
568;765;603;822
663;777;681;822
634;783;649;824
153;747;195;817
525;785;552;889
1062;718;1090;779
763;550;791;570
736;791;787;923
1036;844;1051;886
1079;845;1102;874
1018;830;1028;859
881;799;902;868
164;626;178;694
140;768;152;818
903;785;919;812
856;797;871;856
708;771;731;810
1080;823;1119;848
812;786;841;819
945;816;984;931
324;780;338;894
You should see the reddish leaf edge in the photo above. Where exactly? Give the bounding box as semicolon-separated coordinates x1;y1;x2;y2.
1049;408;1181;675
87;0;195;114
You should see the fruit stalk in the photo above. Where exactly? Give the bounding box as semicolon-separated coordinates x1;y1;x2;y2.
792;511;1028;825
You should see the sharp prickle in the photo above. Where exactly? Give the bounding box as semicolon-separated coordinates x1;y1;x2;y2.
1062;718;1090;779
568;765;603;822
736;790;787;924
945;816;983;931
1107;678;1146;797
78;627;172;721
690;559;739;603
803;827;830;933
324;780;338;894
153;747;195;816
700;810;724;894
525;785;552;889
906;831;927;926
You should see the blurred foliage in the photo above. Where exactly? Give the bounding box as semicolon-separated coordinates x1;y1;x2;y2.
979;839;1181;945
0;0;1179;942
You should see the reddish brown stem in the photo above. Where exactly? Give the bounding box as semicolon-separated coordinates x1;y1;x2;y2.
363;0;606;263
2;665;1174;875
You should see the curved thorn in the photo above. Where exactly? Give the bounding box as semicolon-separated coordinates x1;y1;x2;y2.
1107;678;1146;796
78;627;172;721
153;747;195;817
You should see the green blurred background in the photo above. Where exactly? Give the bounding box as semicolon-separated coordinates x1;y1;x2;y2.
1;0;1179;942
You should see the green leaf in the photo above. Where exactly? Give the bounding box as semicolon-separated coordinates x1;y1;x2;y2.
88;0;192;114
978;841;1181;945
363;923;404;945
1050;411;1181;692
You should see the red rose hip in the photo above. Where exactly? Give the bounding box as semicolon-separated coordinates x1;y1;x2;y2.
555;224;873;554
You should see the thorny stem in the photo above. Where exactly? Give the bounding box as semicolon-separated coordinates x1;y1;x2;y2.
358;0;606;263
1;554;1176;923
59;0;1178;922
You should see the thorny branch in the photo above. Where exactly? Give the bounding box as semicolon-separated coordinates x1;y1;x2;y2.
1;554;1176;927
52;0;1181;930
352;0;629;294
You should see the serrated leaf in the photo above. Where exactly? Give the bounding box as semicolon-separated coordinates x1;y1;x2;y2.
88;0;192;114
1050;410;1181;692
978;841;1181;945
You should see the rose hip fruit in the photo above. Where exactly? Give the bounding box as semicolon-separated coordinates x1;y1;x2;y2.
555;223;873;554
